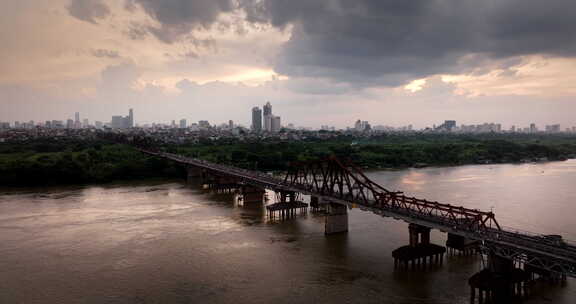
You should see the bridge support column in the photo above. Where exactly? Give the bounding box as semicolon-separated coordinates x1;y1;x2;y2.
203;174;240;193
310;196;327;213
325;202;348;235
469;252;530;303
446;233;480;256
393;224;446;270
242;185;265;204
266;191;308;220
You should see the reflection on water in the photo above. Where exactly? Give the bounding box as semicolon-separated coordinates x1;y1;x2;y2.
0;161;575;303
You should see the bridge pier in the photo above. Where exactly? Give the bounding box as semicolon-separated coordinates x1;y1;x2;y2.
310;196;327;213
325;202;348;234
203;175;240;193
241;185;266;204
392;224;446;270
266;190;308;220
469;253;530;304
446;233;480;256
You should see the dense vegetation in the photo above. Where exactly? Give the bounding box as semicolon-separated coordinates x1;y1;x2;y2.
171;133;576;171
0;139;184;186
2;133;576;186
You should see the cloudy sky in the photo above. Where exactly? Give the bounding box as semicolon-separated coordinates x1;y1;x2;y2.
1;0;575;129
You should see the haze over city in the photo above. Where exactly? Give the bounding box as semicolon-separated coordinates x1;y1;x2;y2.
2;0;576;128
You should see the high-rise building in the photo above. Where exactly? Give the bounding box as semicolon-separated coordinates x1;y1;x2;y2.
66;119;74;129
354;119;362;131
179;119;187;128
263;102;272;116
545;124;561;133
198;120;210;129
362;121;371;131
111;116;124;129
228;120;234;129
252;106;262;132
530;123;537;133
444;120;456;131
263;102;273;132
271;116;281;132
83;119;89;128
264;114;272;132
52;120;63;128
128;108;134;128
110;109;134;129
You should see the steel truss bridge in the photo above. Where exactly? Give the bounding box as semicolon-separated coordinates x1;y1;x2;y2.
140;148;576;278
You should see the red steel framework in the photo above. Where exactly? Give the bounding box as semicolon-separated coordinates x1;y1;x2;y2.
283;156;501;231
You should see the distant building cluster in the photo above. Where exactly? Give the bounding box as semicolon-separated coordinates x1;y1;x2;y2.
252;101;282;133
354;120;371;132
0;109;134;130
111;109;134;129
2;107;576;137
430;120;575;134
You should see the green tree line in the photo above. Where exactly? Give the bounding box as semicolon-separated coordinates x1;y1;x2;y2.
1;134;576;186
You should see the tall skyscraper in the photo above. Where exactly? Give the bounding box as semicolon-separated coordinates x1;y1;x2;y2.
74;112;81;129
252;106;262;132
263;102;272;116
179;119;187;128
263;102;273;132
355;119;362;131
128;108;134;128
264;114;272;132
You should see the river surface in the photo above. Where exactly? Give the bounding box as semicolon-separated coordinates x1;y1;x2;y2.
1;161;576;303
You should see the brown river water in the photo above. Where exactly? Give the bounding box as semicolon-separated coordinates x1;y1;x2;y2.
1;160;576;303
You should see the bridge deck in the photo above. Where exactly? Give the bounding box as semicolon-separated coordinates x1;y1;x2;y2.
140;149;576;278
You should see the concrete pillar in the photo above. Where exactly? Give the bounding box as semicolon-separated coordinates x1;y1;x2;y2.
488;252;513;275
280;191;296;202
311;196;320;208
325;202;348;234
408;223;431;246
242;186;265;203
420;227;431;245
409;225;419;247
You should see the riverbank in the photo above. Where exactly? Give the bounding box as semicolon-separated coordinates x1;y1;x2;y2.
1;134;576;187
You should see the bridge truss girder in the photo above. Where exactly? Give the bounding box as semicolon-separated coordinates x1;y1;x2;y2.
283;157;500;231
481;241;576;277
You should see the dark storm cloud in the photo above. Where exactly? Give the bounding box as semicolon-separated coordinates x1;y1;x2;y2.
246;0;576;86
67;0;110;24
126;0;236;42
122;0;576;86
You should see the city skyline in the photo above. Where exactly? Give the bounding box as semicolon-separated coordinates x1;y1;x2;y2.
1;1;576;129
2;106;576;134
